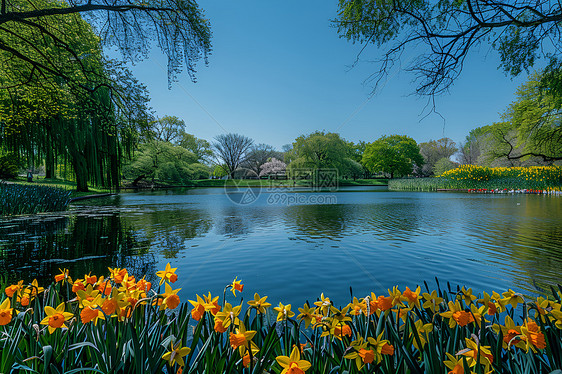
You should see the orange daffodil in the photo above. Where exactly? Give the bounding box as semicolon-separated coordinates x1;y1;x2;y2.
229;277;244;297
40;302;73;333
276;346;311;374
160;283;181;311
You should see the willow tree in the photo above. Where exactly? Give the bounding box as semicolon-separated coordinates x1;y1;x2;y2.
0;0;150;191
0;0;211;89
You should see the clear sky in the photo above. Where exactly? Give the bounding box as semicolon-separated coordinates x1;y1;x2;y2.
126;0;531;153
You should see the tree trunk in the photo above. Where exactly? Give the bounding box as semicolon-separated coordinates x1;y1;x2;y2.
71;152;89;192
45;145;55;179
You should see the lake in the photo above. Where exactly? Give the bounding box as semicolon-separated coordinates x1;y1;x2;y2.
1;186;561;307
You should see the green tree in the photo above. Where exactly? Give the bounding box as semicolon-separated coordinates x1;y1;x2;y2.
362;135;424;178
123;141;204;184
418;138;457;176
0;3;150;191
180;133;213;164
334;1;562;96
490;72;562;163
287;131;350;173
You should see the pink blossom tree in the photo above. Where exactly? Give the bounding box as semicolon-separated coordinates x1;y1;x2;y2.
259;158;286;177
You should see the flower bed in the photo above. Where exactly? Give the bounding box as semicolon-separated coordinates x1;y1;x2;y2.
1;265;561;373
390;165;562;192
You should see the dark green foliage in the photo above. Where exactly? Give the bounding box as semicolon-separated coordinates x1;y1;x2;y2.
0;183;71;215
0;153;20;179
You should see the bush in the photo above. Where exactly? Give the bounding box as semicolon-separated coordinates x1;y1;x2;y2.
0;153;20;179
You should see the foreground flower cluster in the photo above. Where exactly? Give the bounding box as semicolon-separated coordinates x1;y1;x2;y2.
1;266;562;373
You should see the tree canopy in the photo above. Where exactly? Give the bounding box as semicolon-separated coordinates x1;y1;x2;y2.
0;0;211;90
362;135;424;178
334;1;562;96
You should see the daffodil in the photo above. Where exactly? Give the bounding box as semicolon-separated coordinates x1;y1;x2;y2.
440;300;474;328
160;282;181;310
458;337;493;371
410;319;433;350
297;303;317;328
80;295;106;325
215;302;242;329
162;341;191;367
189;295;206;321
0;298;12;326
520;319;546;352
229;277;244;297
203;292;221;315
501;289;524;309
247;293;271;314
366;332;394;364
347;297;366;316
273;302;295;321
276;346;311;374
229;321;256;350
313;293;332;315
320;319;352;340
458;286;477;306
155;263;178;285
40;302;73;333
402;286;421;308
55;268;71;283
344;337;374;370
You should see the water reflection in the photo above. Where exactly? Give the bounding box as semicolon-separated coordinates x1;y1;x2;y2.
0;207;155;284
1;189;561;303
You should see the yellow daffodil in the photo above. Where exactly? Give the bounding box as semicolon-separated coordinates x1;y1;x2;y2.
162;341;191;367
347;297;366;316
276;346;311;374
273;302;295;321
203;292;221;315
155;263;177;285
247;293;271;314
297;303;318;328
215;302;242;329
40;302;73;333
410;320;433;350
501;289;524;309
313;293;332;315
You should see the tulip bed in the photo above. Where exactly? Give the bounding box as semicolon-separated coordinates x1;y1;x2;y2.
389;165;562;192
1;266;562;373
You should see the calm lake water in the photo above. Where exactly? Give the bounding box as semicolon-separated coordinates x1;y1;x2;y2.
1;186;561;307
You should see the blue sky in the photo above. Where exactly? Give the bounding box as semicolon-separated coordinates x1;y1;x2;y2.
127;0;530;152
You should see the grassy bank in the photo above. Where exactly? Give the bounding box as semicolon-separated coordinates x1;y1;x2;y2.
0;183;72;215
1;266;561;373
389;165;562;192
192;178;388;188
